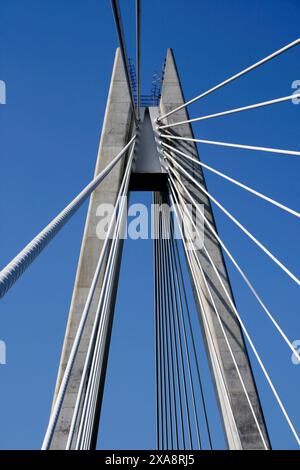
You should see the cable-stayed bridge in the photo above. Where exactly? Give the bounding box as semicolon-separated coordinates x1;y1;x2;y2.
0;0;299;451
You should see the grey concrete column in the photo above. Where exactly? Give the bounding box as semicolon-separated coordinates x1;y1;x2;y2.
50;48;133;449
160;48;270;450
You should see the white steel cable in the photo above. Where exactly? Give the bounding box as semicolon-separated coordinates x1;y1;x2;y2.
78;188;128;450
161;206;180;449
165;153;300;286
65;145;134;449
160;134;300;158
161;200;200;449
157;37;300;122
72;150;133;449
162;204;202;449
77;163;130;450
169;225;213;449
153;195;162;450
156;201;170;450
169;180;268;449
73;147;133;449
168;173;300;447
161;142;300;218
0;136;136;299
167;163;300;363
78;248;117;449
158;94;300;129
77;205;125;449
81;242;120;450
169;189;242;449
41;137;136;450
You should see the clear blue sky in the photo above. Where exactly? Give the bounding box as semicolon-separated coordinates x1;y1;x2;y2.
0;0;299;450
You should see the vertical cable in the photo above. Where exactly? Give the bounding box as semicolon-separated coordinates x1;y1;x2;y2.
153;194;160;449
154;192;163;450
156;193;167;449
157;194;186;450
161;197;180;450
169;183;241;448
159;200;173;449
166;214;202;450
171;232;213;449
160;194;193;450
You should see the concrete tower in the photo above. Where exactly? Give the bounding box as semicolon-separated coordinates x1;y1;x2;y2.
50;48;270;450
